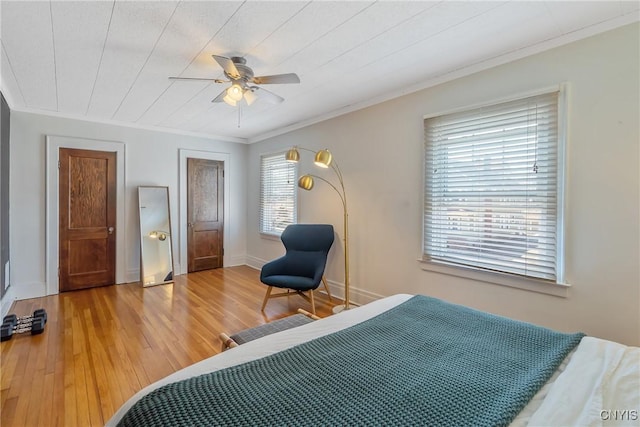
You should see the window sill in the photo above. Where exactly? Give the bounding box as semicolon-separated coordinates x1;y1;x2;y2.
260;232;282;241
418;259;570;298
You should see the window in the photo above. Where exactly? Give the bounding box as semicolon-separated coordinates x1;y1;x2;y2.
423;91;563;283
260;152;297;235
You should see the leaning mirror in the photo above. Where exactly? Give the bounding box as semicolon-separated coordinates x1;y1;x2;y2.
138;186;174;287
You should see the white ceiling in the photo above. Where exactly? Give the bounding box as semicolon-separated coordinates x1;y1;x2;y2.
1;1;638;143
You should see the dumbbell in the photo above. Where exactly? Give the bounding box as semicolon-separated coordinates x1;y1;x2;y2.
3;309;47;326
1;309;47;342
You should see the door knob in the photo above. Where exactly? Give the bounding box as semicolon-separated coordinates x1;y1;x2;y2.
108;226;114;234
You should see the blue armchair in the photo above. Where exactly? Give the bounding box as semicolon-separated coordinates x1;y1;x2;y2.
260;224;334;314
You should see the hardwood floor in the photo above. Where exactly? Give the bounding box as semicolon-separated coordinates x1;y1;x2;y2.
0;266;336;427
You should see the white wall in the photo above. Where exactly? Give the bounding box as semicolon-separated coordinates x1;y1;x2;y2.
247;23;640;346
8;112;247;299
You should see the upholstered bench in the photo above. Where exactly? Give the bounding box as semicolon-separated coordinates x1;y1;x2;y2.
219;309;320;351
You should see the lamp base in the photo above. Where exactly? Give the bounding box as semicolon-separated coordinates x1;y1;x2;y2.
332;304;351;314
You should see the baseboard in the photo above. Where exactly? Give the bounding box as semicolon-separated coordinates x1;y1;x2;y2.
1;285;16;317
132;256;245;281
245;255;266;270
126;269;140;284
323;278;383;307
8;282;47;301
225;255;247;267
0;262;386;313
352;287;385;306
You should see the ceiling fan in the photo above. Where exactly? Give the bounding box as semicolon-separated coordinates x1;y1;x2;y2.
169;55;300;107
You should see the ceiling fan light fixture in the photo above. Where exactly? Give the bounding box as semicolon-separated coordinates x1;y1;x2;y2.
223;93;237;106
170;55;300;108
244;89;257;106
227;84;244;102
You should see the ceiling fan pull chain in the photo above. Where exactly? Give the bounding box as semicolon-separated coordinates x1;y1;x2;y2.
237;105;242;128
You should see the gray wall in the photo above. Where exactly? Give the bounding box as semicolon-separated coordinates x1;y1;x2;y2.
247;23;640;346
9;111;248;299
0;93;9;299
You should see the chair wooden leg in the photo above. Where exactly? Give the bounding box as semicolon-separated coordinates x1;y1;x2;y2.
322;276;333;302
309;290;316;315
261;286;273;311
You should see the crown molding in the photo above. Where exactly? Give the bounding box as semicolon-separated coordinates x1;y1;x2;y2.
2;14;637;146
247;14;639;144
0;72;247;143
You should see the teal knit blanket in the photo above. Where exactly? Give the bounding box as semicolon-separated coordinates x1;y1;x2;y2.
118;295;584;427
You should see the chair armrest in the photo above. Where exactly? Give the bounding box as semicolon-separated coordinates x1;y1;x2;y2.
260;256;288;280
261;252;329;286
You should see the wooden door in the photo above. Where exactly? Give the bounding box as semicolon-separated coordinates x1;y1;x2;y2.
59;148;116;292
187;158;224;272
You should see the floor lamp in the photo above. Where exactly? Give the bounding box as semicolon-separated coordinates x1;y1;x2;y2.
286;146;350;313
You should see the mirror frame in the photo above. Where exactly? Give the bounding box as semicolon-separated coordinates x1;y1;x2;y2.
138;186;174;287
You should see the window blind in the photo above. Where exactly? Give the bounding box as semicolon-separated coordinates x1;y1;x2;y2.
260;152;297;235
424;92;560;281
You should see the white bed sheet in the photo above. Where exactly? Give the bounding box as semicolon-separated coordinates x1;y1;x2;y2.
106;294;640;426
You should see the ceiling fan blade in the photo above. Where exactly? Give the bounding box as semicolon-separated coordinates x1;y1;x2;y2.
252;73;300;85
212;55;241;80
169;76;226;83
211;89;228;103
255;87;284;104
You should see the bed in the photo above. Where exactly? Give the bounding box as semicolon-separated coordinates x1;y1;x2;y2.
106;294;639;426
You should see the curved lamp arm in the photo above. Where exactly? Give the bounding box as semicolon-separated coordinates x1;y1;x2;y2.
289;146;346;206
290;145;351;311
301;174;347;210
295;146;345;185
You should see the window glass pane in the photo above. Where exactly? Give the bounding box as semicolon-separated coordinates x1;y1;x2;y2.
260;152;297;235
424;92;560;281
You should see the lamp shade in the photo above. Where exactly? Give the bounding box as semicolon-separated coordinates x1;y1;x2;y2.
314;149;332;168
298;175;314;190
227;84;244;101
285;147;300;162
222;93;237;106
244;89;257;106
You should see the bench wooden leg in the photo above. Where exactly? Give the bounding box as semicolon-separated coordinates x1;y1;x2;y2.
297;308;321;320
219;332;238;351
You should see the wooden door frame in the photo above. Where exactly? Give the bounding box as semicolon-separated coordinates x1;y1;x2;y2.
46;136;126;295
179;149;230;275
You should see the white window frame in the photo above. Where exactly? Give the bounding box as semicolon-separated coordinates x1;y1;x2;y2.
260;151;298;236
421;86;569;297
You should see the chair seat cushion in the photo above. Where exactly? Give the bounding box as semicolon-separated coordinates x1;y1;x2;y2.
261;275;317;291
